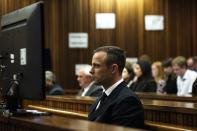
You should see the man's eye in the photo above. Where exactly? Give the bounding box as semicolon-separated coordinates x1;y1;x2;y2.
94;64;99;68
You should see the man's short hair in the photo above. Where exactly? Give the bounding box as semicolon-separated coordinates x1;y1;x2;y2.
162;58;173;67
193;56;197;64
45;71;56;82
139;54;152;64
172;56;187;68
94;46;126;73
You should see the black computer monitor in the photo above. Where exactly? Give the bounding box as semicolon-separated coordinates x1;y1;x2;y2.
44;48;52;71
0;2;45;113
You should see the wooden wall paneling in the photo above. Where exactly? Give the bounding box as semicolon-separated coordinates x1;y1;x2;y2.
0;0;197;90
116;0;141;57
168;0;194;57
63;0;91;89
191;0;197;55
93;0;116;46
143;0;166;60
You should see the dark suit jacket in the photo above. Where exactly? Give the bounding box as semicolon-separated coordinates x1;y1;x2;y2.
78;83;103;97
163;74;177;94
130;79;157;92
88;81;144;128
46;83;65;95
192;78;197;96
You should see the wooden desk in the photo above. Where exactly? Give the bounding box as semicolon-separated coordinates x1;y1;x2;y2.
23;95;197;128
24;106;197;131
0;115;144;131
136;92;197;103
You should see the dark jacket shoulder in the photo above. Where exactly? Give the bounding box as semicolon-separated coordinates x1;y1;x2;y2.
130;79;156;92
86;84;103;97
88;81;144;128
48;84;65;95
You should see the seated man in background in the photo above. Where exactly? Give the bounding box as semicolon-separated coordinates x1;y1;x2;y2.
88;46;144;128
193;56;197;72
162;58;177;94
187;57;195;71
77;65;103;97
45;71;65;95
172;56;197;96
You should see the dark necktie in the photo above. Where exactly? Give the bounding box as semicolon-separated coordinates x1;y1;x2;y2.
97;92;107;109
101;92;107;101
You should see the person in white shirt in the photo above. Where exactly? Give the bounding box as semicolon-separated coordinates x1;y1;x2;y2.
77;65;103;97
172;56;197;96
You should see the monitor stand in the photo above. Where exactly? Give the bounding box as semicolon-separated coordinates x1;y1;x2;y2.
2;96;51;117
1;73;51;117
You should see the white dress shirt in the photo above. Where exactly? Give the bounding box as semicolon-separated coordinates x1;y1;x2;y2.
177;70;197;96
81;82;94;96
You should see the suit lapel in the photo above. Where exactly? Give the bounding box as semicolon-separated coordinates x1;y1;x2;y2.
88;95;101;120
78;89;83;96
88;82;126;121
85;84;94;96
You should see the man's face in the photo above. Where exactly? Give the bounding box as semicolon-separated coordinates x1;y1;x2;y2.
77;70;91;88
46;79;53;89
90;51;112;87
187;58;194;70
173;65;184;77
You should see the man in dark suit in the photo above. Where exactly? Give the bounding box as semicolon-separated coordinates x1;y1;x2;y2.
162;58;177;94
45;71;65;95
77;65;103;97
88;46;144;128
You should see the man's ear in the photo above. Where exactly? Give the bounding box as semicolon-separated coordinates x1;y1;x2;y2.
111;64;118;74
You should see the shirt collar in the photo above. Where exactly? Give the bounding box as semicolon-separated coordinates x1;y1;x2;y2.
181;70;190;81
84;81;94;91
104;79;123;96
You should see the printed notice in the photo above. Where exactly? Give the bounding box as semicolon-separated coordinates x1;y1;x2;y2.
20;48;27;65
69;33;88;48
145;15;164;31
96;13;116;29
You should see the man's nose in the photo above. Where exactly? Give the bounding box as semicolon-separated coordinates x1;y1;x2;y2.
90;67;94;74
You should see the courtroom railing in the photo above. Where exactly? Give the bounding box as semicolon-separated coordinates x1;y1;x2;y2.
23;95;197;128
0;115;144;131
26;104;197;131
136;92;197;103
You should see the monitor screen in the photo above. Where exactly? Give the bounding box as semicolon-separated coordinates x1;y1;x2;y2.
0;1;45;103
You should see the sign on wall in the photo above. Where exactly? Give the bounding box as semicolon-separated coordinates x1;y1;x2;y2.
96;13;116;29
126;57;138;64
145;15;164;31
69;33;88;48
